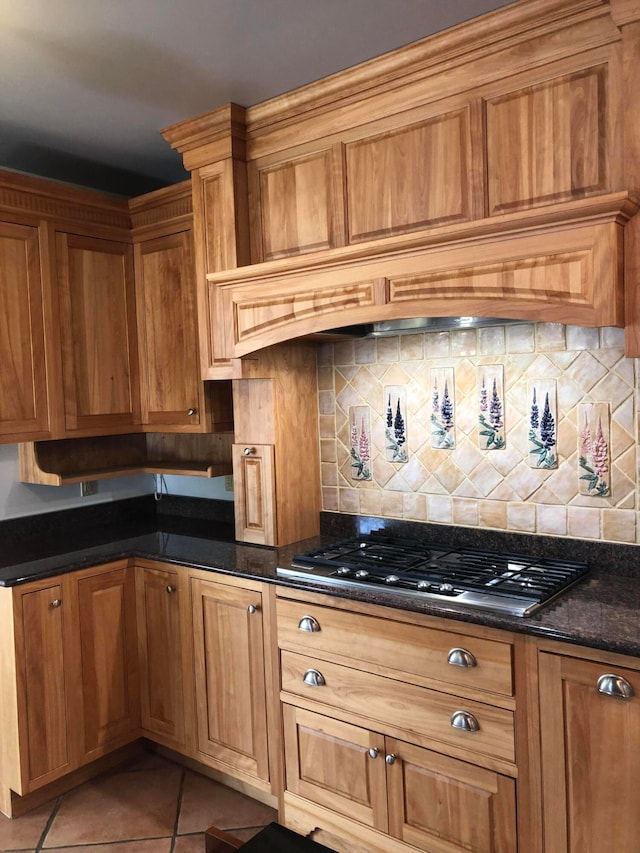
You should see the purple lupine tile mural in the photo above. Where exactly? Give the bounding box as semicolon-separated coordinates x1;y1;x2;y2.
384;387;408;462
430;368;455;449
578;402;611;496
527;380;557;469
478;366;505;450
349;406;372;480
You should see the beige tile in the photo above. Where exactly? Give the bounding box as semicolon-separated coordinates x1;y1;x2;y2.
403;492;427;521
317;365;335;391
381;491;403;519
173;833;207;853
479;501;507;529
316;343;334;365
535;323;565;351
177;773;276;835
377;337;399;363
322;487;339;511
566;325;599;351
320;439;337;463
319;414;336;438
506;502;536;532
450;329;477;357
478;326;505;356
0;801;53;851
537;505;567;536
318;390;336;415
506;324;535;353
602;509;636;543
333;340;354;365
400;334;424;360
427;495;452;524
359;489;382;517
567;506;601;539
354;337;376;363
339;488;359;513
424;331;450;357
452;498;479;527
600;327;625;349
43;765;182;847
46;841;172;853
321;462;338;487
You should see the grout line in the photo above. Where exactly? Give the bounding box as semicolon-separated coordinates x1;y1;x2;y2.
169;768;186;853
34;836;174;849
34;795;63;853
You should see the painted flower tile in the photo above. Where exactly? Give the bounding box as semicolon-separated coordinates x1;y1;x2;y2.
384;387;408;462
478;366;505;450
527;380;557;469
349;406;372;480
578;402;611;496
431;368;455;449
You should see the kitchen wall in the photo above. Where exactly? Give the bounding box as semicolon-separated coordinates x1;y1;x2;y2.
318;323;639;545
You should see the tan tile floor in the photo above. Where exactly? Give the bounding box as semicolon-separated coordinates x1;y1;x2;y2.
0;752;277;852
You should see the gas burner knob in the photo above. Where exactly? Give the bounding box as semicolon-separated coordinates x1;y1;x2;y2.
336;567;351;575
355;569;369;578
385;574;400;584
416;580;432;591
439;582;454;593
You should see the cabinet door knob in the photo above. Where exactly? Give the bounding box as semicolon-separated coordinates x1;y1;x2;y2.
451;711;480;732
243;447;256;456
50;598;62;608
247;604;258;614
187;408;197;416
166;585;176;594
385;753;397;765
298;615;321;633
597;673;634;699
303;669;326;687
368;747;380;759
447;647;477;668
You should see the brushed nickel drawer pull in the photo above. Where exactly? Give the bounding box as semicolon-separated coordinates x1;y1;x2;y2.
247;604;258;614
50;599;62;608
451;710;480;732
187;408;197;416
597;674;634;699
303;669;326;687
243;447;256;456
298;615;321;633
447;647;477;668
166;585;176;594
368;747;380;759
385;753;397;765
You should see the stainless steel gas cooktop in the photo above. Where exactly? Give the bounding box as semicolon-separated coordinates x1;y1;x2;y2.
277;532;589;617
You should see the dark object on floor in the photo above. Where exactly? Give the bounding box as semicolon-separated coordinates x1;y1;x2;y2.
205;821;337;852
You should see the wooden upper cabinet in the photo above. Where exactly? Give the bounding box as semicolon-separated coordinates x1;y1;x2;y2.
346;106;482;242
249;146;345;262
134;229;204;429
0;221;52;441
486;64;611;215
56;233;140;435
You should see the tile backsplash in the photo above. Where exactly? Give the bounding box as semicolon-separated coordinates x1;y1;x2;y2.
317;323;638;545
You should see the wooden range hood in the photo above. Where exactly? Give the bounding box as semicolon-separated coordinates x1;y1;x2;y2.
163;0;640;376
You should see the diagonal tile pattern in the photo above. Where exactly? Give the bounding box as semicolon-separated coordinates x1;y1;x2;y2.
0;752;276;853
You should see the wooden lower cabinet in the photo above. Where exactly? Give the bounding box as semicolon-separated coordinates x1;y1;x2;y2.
191;574;270;786
135;562;193;752
283;704;517;853
539;651;640;853
232;443;276;546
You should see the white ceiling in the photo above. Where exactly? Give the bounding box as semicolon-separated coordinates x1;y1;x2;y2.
0;0;514;195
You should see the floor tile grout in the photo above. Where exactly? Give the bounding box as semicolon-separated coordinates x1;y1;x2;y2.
169;768;186;853
34;796;62;853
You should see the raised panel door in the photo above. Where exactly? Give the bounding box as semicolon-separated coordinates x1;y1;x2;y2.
56;233;140;434
135;565;186;748
75;563;140;761
191;577;269;782
135;230;204;429
0;221;51;440
539;652;640;853
486;65;609;214
232;443;276;546
282;704;388;833
385;737;517;852
13;580;75;791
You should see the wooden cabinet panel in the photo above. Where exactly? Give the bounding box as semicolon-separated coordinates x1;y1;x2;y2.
0;221;51;440
386;737;517;852
277;597;514;697
135;565;186;748
283;705;388;833
346;108;479;242
56;233;140;434
232;444;276;546
13;582;74;790
135;230;204;429
540;652;640;853
281;651;515;766
191;576;269;783
75;564;140;760
250;148;345;261
487;65;609;214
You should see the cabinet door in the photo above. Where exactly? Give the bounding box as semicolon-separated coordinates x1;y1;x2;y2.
12;580;76;791
191;577;269;782
385;737;516;852
0;221;51;440
134;230;205;429
135;565;187;748
282;705;388;833
540;652;640;853
75;564;140;761
232;443;276;546
56;233;140;434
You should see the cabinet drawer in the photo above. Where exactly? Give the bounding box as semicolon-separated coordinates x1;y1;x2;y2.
277;598;513;697
281;650;515;764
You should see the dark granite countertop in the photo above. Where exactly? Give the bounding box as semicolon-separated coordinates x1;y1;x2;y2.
0;499;638;660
